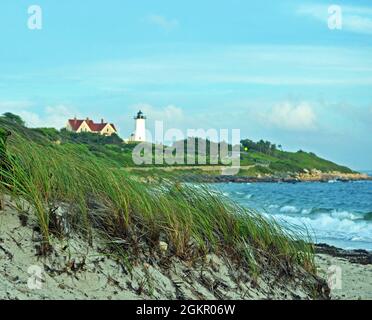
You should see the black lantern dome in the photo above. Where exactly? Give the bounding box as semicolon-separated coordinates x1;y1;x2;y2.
134;110;146;119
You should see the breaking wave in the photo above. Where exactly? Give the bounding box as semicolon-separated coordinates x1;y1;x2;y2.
273;210;372;246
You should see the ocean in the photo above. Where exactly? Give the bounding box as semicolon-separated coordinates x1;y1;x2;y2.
212;180;372;251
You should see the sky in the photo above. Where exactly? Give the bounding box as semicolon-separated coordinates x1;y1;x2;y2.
0;0;371;169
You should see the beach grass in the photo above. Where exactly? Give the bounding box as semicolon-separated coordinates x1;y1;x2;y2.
0;119;316;275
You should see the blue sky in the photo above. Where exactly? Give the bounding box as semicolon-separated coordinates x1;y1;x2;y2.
0;0;372;169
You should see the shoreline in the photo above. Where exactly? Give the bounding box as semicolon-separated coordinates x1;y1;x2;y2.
315;244;372;265
182;173;372;184
126;165;372;184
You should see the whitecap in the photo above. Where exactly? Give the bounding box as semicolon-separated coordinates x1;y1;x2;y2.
330;210;360;221
301;209;312;215
280;205;299;213
273;213;372;246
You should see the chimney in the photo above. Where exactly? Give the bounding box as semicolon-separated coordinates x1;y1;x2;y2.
86;117;89;122
101;118;104;124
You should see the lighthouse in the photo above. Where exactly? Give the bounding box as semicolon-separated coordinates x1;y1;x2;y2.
132;110;146;142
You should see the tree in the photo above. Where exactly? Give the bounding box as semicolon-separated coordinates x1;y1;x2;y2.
270;143;277;154
2;113;25;126
241;138;279;155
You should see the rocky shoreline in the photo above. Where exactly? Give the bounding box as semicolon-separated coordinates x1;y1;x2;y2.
185;171;371;184
315;244;372;265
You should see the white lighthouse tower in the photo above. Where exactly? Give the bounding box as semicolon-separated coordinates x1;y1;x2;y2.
132;110;146;142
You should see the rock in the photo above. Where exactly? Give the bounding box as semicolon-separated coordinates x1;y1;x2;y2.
315;243;372;265
159;241;168;253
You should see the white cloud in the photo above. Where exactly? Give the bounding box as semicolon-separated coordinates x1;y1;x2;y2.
143;14;179;31
18;105;76;129
264;101;317;131
61;45;372;90
132;104;185;123
297;4;372;35
296;4;327;20
0;101;74;130
121;104;186;142
344;14;372;35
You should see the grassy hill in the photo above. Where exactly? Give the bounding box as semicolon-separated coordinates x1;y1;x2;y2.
237;149;353;177
239;139;353;175
24;125;354;179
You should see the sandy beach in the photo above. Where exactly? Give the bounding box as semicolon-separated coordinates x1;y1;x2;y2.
316;251;372;300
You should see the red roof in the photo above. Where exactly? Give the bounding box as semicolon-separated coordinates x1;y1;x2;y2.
68;119;84;131
68;119;117;133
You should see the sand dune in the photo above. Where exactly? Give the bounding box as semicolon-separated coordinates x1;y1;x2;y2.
0;197;329;300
